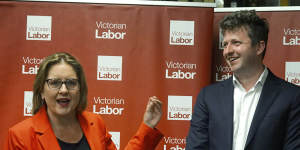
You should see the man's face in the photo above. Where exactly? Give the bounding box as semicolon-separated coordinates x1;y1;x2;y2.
222;27;261;74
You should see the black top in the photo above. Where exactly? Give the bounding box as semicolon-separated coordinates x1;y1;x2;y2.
57;134;91;150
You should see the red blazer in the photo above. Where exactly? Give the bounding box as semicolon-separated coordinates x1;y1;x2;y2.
5;106;163;150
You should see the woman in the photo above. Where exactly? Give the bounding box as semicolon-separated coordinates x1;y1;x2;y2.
5;52;163;150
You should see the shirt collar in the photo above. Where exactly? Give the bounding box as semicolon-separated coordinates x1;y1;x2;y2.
233;66;269;90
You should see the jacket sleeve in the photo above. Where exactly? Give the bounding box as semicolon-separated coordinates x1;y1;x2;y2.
124;123;163;150
186;88;209;150
283;90;300;150
4;128;25;150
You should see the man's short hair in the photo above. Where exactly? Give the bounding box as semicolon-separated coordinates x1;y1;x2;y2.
219;10;269;58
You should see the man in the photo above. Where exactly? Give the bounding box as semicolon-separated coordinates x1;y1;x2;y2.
186;10;300;150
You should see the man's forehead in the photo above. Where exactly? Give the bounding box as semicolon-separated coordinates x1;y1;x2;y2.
222;26;248;36
222;27;250;38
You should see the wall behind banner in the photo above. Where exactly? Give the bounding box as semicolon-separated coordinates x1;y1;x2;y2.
212;9;300;86
0;1;214;149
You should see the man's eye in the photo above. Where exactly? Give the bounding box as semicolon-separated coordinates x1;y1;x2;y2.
232;41;241;45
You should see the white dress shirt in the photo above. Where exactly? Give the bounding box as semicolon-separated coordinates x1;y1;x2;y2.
232;67;268;150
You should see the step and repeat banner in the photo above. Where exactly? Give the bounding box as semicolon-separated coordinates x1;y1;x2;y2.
212;8;300;86
0;1;214;149
2;1;299;149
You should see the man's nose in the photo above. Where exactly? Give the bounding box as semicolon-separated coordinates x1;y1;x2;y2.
223;43;234;56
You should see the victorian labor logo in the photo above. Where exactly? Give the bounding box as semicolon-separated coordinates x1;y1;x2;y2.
285;62;300;86
24;91;33;116
109;131;120;150
170;20;194;45
26;15;52;41
168;95;192;120
97;56;122;81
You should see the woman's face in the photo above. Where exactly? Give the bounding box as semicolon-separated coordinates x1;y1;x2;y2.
41;62;80;118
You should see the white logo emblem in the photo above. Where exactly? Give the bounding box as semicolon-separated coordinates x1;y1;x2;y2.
26;16;52;41
24;91;33;116
170;20;194;45
97;56;122;81
219;29;224;49
109;131;120;150
285;62;300;85
168;95;192;120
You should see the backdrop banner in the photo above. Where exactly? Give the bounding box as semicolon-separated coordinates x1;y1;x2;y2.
213;8;300;87
0;1;214;149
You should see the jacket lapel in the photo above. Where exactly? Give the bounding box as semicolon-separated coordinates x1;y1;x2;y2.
244;71;281;148
33;107;107;150
37;129;61;150
220;78;234;150
33;106;61;150
79;111;105;150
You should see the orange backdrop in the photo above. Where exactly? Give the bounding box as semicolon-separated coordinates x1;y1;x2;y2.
0;1;214;149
